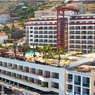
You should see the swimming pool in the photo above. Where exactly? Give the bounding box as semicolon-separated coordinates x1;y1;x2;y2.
26;52;39;55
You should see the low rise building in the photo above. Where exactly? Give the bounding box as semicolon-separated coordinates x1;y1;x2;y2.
0;14;10;24
0;34;8;44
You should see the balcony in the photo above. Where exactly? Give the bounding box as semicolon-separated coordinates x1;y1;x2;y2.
0;72;49;89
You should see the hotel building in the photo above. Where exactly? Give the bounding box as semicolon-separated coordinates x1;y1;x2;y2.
0;57;65;94
25;18;57;48
68;14;95;54
25;7;79;49
0;53;95;94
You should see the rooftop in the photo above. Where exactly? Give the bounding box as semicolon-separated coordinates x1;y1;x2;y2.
0;34;8;36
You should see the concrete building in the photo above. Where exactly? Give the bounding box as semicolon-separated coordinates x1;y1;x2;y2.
0;34;8;44
35;9;57;19
68;14;95;54
0;57;65;94
26;7;79;49
0;14;10;24
25;18;57;48
65;53;95;95
0;52;95;94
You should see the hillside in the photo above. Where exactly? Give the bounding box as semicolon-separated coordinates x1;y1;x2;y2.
0;2;19;13
0;1;65;20
84;2;95;13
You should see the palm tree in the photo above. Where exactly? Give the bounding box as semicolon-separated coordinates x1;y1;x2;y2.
47;45;54;59
32;43;36;63
42;44;53;64
56;47;66;66
12;42;18;57
18;43;30;60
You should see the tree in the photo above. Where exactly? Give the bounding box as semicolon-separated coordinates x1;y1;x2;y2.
2;25;11;34
19;20;25;28
12;42;18;57
56;47;66;66
47;45;54;59
42;44;53;64
18;43;30;60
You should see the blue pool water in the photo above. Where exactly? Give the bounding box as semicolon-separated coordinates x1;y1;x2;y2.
26;52;39;55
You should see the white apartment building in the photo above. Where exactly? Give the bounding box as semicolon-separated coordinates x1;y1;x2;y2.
25;18;57;48
0;57;65;94
0;34;8;44
1;53;95;94
35;9;57;19
66;70;91;95
0;14;10;24
68;14;95;54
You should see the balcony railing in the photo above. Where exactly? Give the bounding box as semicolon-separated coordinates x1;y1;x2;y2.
0;72;48;88
0;65;50;79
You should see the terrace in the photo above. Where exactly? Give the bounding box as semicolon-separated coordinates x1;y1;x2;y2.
0;42;95;70
0;50;79;68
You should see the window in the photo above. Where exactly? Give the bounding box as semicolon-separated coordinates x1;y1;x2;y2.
49;27;53;29
49;31;52;34
88;36;93;39
88;31;93;34
70;40;74;43
54;31;57;34
30;35;33;37
70;31;74;34
30;31;33;33
88;26;93;29
76;40;80;44
82;36;86;39
88;41;93;44
30;39;33;41
76;31;80;34
76;26;80;30
68;84;72;90
74;76;81;85
82;31;86;34
44;31;47;34
30;27;33;29
82;26;86;29
70;36;74;39
52;72;59;79
34;27;38;30
52;82;59;89
39;27;43;30
44;35;47;38
54;26;57;29
76;36;80;39
82;41;86;44
34;31;38;34
70;26;74;29
44;27;47;29
39;31;43;34
68;74;73;80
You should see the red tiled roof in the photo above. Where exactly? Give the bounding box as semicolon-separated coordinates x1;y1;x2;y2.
0;34;8;36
